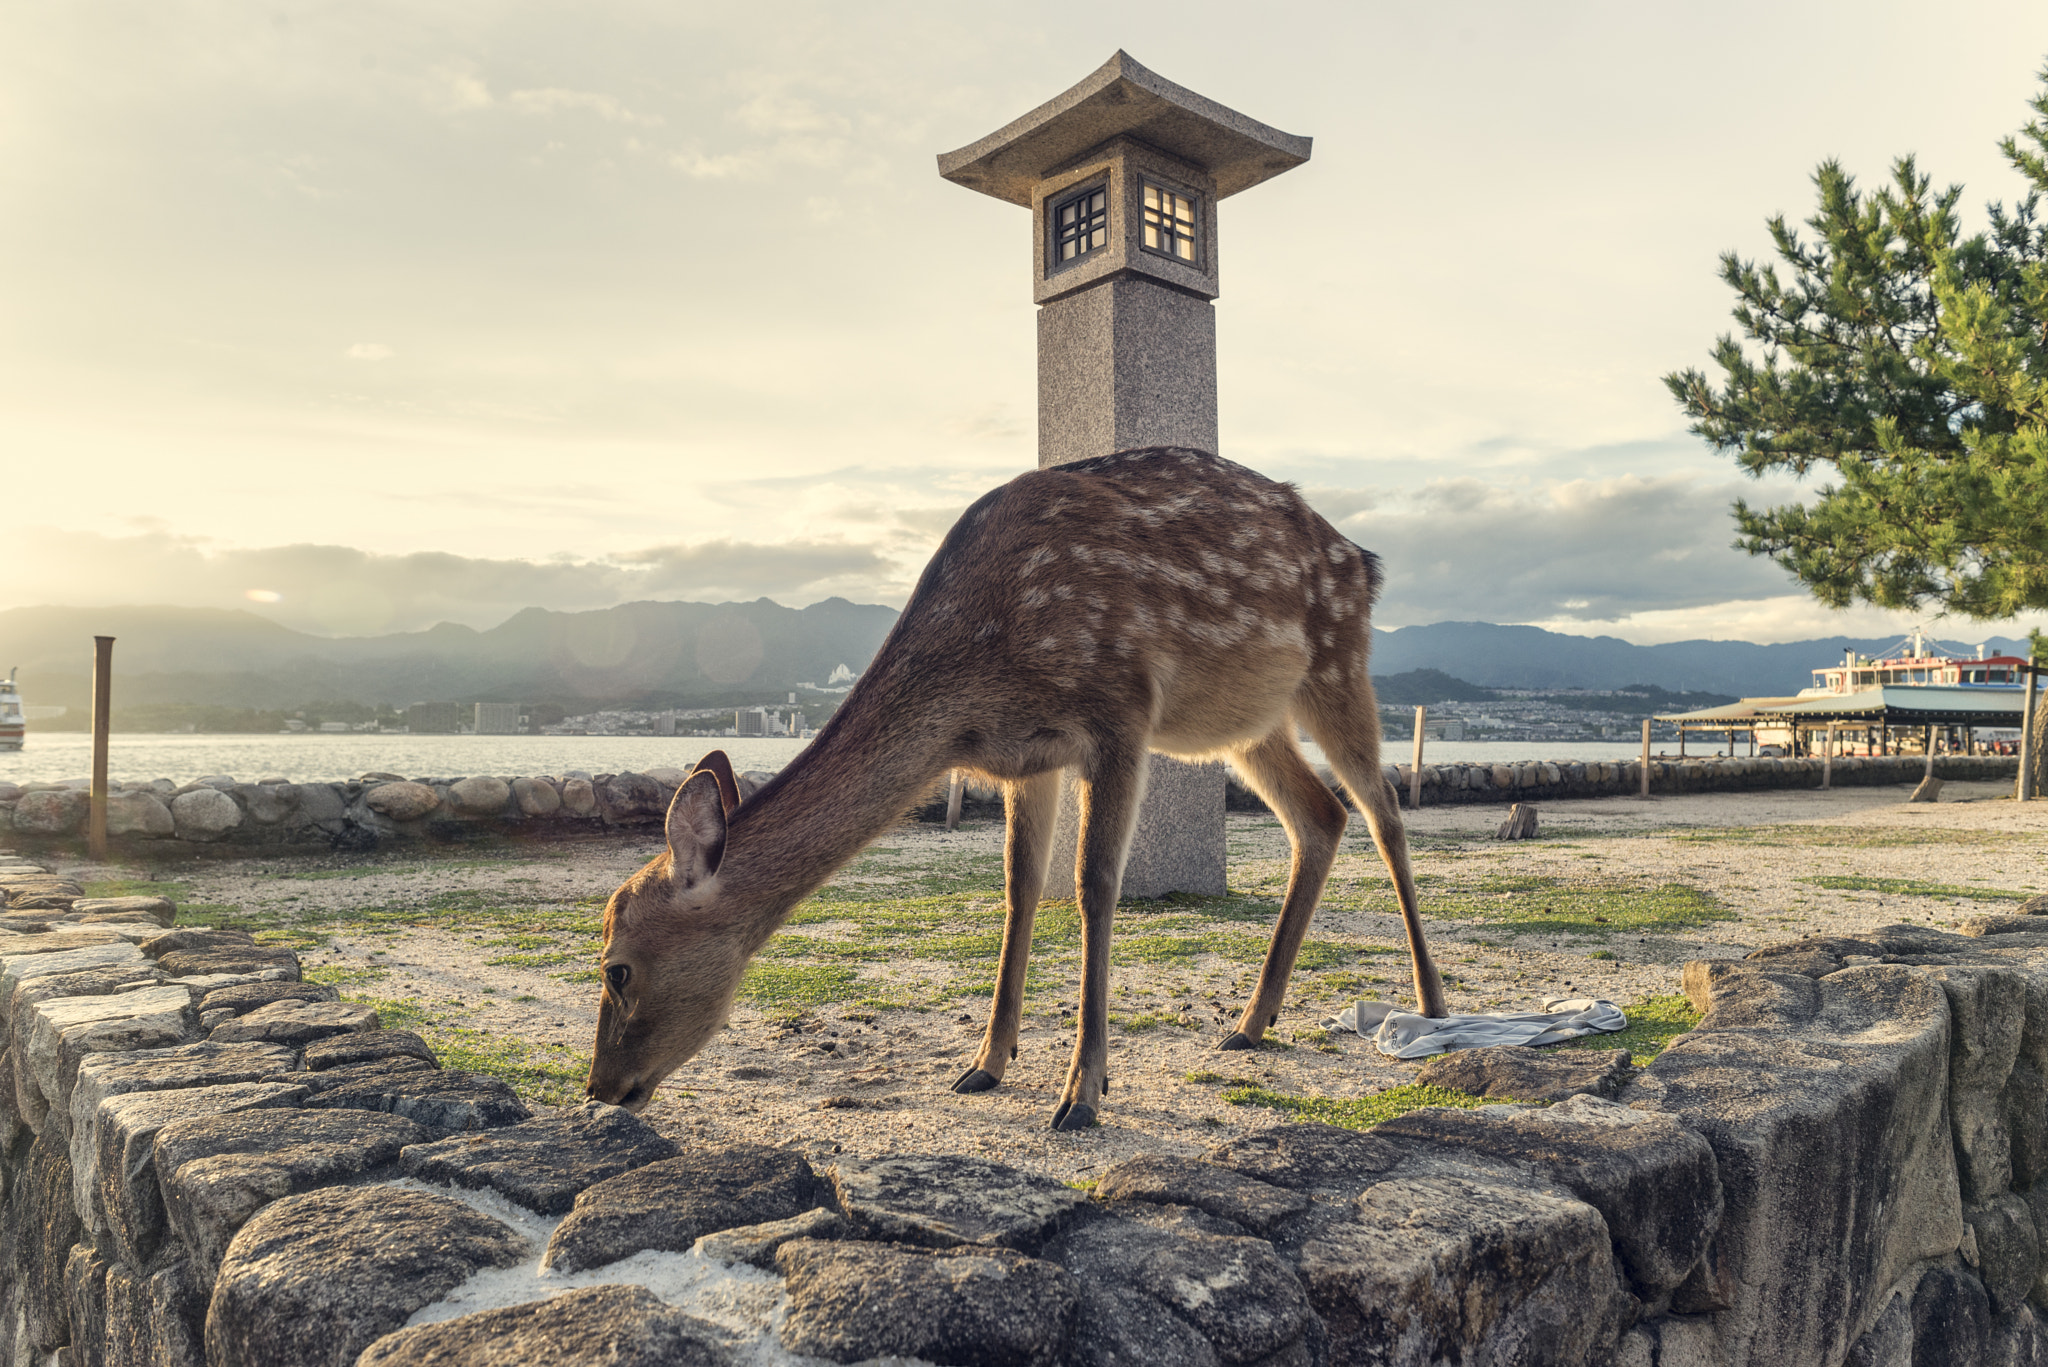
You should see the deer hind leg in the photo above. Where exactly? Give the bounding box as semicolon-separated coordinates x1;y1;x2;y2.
954;769;1061;1095
1051;742;1148;1132
1219;726;1349;1051
1299;680;1448;1018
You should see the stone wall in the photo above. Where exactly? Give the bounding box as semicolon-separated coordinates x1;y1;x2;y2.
4;847;2048;1364
0;753;2021;853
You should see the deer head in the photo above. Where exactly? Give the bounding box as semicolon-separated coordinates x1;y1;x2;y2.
585;752;750;1111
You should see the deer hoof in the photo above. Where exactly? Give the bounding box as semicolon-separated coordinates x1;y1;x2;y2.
952;1068;1000;1094
1217;1031;1256;1051
1049;1100;1098;1132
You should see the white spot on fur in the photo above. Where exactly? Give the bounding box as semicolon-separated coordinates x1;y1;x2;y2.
1020;546;1056;576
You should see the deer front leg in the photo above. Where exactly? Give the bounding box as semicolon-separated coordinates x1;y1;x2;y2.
955;770;1061;1094
1219;729;1348;1051
1052;747;1146;1132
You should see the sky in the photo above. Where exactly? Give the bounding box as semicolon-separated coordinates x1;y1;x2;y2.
6;0;2048;647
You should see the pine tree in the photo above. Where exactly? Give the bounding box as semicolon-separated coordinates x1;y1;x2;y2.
1666;66;2048;786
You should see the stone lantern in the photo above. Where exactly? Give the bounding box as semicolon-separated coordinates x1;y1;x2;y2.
938;52;1311;896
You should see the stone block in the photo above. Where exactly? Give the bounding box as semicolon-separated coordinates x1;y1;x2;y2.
139;928;254;957
1047;755;1226;898
103;791;175;839
1373;1093;1724;1298
303;1028;437;1071
24;984;197;1132
154;1108;432;1285
7;1131;83;1353
197;980;337;1016
777;1237;1080;1366
300;1063;528;1132
398;1100;677;1215
1042;1208;1316;1367
1202;1121;1408;1192
65;1242;108;1367
297;783;347;828
1967;1194;2042;1315
4;962;162;1053
96;1081;307;1268
1093;1153;1310;1236
234;783;296;824
158;946;300;978
1414;1044;1634;1102
356;1285;734;1367
69;1040;297;1227
208;999;375;1045
598;772;668;822
1298;1158;1631;1367
542;1143;830;1273
205;1185;529;1367
67;896;176;926
830;1152;1094;1253
1925;965;2030;1201
697;1207;850;1270
1638;964;1963;1366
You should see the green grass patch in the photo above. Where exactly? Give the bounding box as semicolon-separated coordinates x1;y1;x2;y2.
1799;876;2029;902
1675;825;2029;849
1223;1082;1508;1129
736;962;871;1009
1404;875;1731;938
344;994;588;1106
1558;994;1702;1066
81;878;194;900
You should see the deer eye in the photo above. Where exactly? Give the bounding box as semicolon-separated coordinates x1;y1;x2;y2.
605;963;631;993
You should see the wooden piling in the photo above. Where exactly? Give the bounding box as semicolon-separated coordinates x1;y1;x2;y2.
944;769;964;831
89;635;114;861
2021;664;2040;802
1821;722;1836;790
1409;706;1426;810
1639;719;1651;798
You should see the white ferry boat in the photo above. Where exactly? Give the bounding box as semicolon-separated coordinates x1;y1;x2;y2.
1801;627;2030;698
0;670;23;751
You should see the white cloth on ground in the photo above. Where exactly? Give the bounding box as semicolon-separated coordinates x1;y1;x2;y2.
1326;996;1628;1059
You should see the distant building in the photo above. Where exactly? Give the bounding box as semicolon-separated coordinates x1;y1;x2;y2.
656;711;677;736
474;703;526;735
736;708;769;736
316;721;349;734
827;663;857;686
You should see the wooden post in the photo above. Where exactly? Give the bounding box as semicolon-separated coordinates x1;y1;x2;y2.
1924;725;1936;780
1821;722;1836;790
2021;664;2040;802
1409;706;1426;810
1639;719;1652;798
89;635;114;861
945;769;964;831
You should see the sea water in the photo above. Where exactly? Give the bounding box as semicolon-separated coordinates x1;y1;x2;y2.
0;733;1674;787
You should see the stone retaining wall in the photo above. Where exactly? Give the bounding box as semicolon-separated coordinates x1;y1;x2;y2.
0;753;2020;853
4;848;2048;1364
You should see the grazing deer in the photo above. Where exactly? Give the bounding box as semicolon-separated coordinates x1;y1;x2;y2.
586;446;1446;1131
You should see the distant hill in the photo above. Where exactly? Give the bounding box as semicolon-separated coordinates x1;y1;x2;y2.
0;599;898;712
1;602;2028;718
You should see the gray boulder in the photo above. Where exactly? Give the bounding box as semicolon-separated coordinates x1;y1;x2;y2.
1923;964;2029;1201
542;1143;830;1273
104;790;175;838
511;777;561;817
830;1152;1093;1252
363;782;438;822
1373;1093;1723;1298
205;1185;529;1367
398;1100;678;1215
159;946;301;978
697;1207;851;1269
1414;1045;1636;1102
197;980;338;1016
776;1237;1080;1367
1203;1122;1408;1192
12;789;90;836
599;771;668;821
171;788;243;841
560;777;598;817
1637;963;1963;1366
154;1108;432;1285
356;1284;734;1367
445;776;511;816
141;927;255;957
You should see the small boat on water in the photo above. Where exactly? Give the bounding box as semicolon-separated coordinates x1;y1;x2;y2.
0;669;23;751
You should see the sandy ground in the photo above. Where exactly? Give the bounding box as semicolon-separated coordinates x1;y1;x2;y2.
22;780;2046;1184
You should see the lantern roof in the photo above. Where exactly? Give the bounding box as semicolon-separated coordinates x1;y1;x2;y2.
938;51;1310;207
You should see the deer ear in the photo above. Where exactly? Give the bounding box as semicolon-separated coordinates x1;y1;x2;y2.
691;750;741;816
665;771;728;886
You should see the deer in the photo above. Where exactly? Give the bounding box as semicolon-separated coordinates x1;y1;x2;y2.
586;446;1447;1131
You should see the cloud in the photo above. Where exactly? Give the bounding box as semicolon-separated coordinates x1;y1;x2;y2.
344;343;393;360
505;87;662;126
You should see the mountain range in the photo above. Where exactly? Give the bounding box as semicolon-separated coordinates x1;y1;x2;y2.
0;602;2032;713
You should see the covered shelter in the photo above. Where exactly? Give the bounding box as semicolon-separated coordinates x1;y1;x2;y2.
1662;687;2028;758
1654;698;1805;757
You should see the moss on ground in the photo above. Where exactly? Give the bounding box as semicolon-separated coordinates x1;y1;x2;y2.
1219;1081;1509;1129
81;878;194;900
1799;875;2030;902
1389;873;1732;938
1558;993;1702;1066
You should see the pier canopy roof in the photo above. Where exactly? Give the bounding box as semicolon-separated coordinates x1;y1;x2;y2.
1656;698;1804;726
1762;686;2026;728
